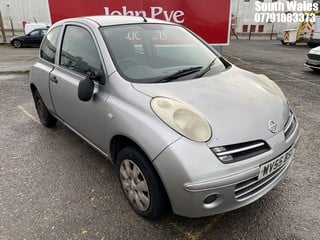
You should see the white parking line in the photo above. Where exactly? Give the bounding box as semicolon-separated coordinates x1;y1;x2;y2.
18;105;40;124
171;214;224;240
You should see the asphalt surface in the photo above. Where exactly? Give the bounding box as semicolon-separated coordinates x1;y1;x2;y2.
0;41;319;240
0;45;38;73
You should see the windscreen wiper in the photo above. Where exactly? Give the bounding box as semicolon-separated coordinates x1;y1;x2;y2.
193;58;217;79
157;66;202;83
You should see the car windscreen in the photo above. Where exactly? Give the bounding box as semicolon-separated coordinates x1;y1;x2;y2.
100;24;227;83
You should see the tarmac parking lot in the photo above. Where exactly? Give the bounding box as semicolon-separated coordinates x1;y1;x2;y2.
0;41;319;240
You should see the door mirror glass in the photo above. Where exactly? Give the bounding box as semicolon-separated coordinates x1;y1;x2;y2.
78;75;94;101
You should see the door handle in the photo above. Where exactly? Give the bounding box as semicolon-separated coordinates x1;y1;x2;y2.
50;76;58;84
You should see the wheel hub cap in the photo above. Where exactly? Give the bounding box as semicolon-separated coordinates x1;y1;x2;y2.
120;159;150;211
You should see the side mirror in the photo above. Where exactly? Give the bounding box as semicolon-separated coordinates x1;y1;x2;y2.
91;70;106;85
78;75;94;102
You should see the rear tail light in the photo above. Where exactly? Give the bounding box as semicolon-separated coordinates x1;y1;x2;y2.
310;30;314;39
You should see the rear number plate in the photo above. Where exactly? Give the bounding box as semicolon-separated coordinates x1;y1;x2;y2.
258;147;294;180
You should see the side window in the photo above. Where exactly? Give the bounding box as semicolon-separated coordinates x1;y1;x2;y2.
60;25;102;76
40;26;62;64
40;29;48;36
29;30;40;36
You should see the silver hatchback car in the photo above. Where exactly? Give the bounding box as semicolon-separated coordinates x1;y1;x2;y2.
29;16;300;220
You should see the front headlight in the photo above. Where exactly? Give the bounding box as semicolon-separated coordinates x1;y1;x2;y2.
151;97;212;142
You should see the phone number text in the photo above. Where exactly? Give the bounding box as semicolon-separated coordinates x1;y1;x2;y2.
254;13;315;23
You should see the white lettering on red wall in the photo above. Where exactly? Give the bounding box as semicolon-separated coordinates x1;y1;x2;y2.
47;0;231;45
104;6;185;24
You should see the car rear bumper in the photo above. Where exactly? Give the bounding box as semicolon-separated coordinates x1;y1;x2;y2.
153;119;300;218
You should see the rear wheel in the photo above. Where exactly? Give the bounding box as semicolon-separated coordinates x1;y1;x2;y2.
12;40;22;48
116;146;169;220
33;90;57;127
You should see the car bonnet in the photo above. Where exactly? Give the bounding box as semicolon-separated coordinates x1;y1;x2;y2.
132;66;290;146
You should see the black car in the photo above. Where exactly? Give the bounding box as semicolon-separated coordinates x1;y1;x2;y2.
10;28;48;48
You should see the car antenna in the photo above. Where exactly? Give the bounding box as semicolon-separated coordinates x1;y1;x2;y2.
139;13;147;23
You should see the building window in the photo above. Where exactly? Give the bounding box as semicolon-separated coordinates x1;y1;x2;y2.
250;25;256;32
258;25;264;32
244;0;250;2
258;0;264;2
242;25;248;32
272;0;278;2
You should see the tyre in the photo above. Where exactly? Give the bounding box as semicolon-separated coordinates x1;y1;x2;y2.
33;90;57;127
311;68;320;73
308;43;317;48
289;42;296;46
12;40;22;48
281;40;286;45
116;146;169;220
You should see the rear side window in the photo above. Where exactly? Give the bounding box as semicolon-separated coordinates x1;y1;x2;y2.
40;26;62;63
60;25;102;76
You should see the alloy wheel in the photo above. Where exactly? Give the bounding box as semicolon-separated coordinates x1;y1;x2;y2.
13;40;22;48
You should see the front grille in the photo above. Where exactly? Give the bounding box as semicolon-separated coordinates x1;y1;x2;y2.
211;140;270;164
307;53;320;60
284;111;297;140
234;155;290;200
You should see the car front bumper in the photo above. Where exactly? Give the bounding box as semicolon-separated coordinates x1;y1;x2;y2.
153;119;300;218
305;54;320;70
305;61;320;70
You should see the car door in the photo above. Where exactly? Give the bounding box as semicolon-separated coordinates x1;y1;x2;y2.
25;29;41;44
36;29;47;44
49;24;108;152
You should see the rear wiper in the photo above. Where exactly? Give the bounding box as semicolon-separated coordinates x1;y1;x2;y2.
193;58;217;79
157;66;202;83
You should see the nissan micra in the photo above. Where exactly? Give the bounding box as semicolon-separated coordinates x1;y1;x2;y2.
29;16;300;220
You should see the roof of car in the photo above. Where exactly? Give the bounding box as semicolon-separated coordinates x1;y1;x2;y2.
57;15;174;27
31;28;49;31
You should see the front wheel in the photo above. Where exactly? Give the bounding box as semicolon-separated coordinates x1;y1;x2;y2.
12;40;22;48
33;90;57;127
117;146;169;220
